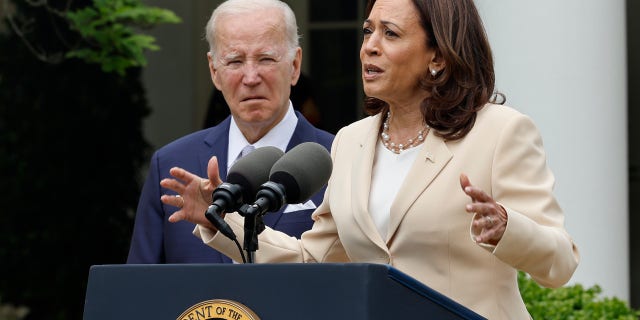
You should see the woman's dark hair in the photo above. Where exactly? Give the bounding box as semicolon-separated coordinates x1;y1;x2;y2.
363;0;502;140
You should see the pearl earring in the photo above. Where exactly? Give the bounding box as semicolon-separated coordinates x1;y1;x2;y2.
430;68;437;77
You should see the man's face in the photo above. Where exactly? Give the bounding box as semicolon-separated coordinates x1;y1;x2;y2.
208;9;301;131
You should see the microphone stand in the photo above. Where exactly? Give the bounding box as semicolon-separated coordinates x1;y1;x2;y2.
237;182;285;263
237;204;265;263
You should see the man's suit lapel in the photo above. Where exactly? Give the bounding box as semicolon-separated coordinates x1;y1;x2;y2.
387;131;452;242
203;118;231;179
286;110;314;148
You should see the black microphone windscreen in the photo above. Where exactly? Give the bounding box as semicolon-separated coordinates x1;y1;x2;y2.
269;142;332;203
227;146;284;202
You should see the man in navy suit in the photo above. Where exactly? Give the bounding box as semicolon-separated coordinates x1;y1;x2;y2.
126;0;334;264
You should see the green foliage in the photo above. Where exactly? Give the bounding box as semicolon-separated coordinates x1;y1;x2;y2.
519;271;640;319
66;0;181;75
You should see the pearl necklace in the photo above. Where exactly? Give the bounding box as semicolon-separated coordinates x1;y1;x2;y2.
380;111;429;154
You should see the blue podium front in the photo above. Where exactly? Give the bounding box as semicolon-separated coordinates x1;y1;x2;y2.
83;263;485;320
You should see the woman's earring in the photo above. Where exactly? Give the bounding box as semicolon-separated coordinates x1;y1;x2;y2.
430;68;438;77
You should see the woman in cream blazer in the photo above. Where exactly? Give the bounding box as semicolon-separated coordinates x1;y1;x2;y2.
191;103;579;319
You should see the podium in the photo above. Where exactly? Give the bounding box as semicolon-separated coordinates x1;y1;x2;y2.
83;263;485;319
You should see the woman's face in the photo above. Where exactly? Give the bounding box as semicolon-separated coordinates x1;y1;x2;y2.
360;0;434;106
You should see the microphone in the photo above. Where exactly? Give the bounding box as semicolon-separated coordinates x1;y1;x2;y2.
246;142;333;217
205;146;284;239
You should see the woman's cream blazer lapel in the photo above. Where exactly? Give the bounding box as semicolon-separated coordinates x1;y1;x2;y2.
345;113;453;246
348;113;386;249
387;130;453;243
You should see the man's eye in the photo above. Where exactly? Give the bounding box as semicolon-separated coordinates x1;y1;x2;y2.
223;61;243;68
259;57;277;65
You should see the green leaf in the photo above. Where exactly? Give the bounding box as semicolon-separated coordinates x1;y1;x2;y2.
65;0;181;76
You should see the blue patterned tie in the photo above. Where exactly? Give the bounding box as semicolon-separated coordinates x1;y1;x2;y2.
233;145;255;165
240;145;255;158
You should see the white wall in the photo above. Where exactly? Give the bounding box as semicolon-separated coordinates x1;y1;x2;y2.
476;0;629;301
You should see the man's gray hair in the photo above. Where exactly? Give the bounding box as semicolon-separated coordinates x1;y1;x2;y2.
205;0;300;62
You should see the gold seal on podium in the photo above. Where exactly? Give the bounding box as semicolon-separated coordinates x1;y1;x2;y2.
177;299;260;320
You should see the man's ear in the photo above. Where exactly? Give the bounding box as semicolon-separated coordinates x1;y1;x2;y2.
208;52;222;90
290;47;302;86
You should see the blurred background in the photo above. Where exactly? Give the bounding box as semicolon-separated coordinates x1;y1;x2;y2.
0;0;638;319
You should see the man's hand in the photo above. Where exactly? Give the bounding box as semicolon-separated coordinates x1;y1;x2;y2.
161;156;223;229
